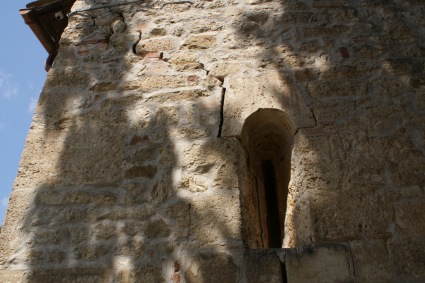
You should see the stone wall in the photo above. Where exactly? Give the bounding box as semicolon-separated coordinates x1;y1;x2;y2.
1;0;425;282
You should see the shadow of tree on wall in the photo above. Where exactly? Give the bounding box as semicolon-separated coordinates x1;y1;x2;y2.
8;0;247;282
2;0;425;282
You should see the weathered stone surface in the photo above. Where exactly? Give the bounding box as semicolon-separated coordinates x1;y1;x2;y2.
185;253;237;283
286;245;353;283
295;68;320;81
125;165;158;179
208;61;253;79
28;268;112;283
222;70;315;136
350;240;393;283
0;189;35;264
244;250;283;283
131;265;163;283
145;219;170;238
122;76;198;91
394;199;425;238
136;36;179;55
90;82;118;92
2;0;425;282
182;34;216;49
391;238;425;280
190;192;243;247
0;270;27;283
112;20;126;34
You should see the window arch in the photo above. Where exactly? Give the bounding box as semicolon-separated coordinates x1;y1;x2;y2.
239;109;295;248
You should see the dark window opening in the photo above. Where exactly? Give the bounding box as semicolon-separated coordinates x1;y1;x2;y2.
262;160;282;248
239;109;294;249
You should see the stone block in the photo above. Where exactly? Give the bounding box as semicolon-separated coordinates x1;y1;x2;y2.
145;219;170;238
222;70;315;136
391;238;425;280
150;28;167;36
0;188;35;264
383;58;417;76
179;176;208;192
286;245;353;283
244;249;283;283
303;25;349;37
122;76;197;91
349;240;393;282
208;61;253;79
116;238;145;258
410;77;425;88
244;0;273;4
28;268;112;283
35;186;118;206
45;69;90;89
281;12;317;23
93;223;116;240
74;245;110;261
0;270;27;283
75;38;110;55
185;253;237;283
321;64;376;80
300;41;318;53
174;62;203;71
168;50;199;63
312;0;343;7
112;20;126;34
312;99;357;126
190;192;242;247
307;81;368;97
295;68;320;81
53;46;78;67
394;199;425;238
183;35;216;49
136;36;179;55
96;206;153;221
309;189;389;242
90;82;118;92
131;265;163;283
125;165;158;179
280;54;305;68
167;201;191;238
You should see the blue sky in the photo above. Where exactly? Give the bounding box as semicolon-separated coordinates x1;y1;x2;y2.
0;2;47;225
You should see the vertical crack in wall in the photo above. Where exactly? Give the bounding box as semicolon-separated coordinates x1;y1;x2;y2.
347;242;357;282
132;31;141;55
217;87;226;137
310;107;318;127
281;263;288;283
275;249;287;283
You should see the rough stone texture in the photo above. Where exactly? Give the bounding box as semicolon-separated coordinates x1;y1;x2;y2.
349;240;392;283
1;0;425;282
185;253;237;283
286;245;353;283
244;249;283;283
0;270;27;283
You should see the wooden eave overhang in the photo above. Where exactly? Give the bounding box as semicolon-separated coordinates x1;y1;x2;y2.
20;0;76;70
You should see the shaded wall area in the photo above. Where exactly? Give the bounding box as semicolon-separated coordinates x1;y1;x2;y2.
0;0;425;282
228;0;425;281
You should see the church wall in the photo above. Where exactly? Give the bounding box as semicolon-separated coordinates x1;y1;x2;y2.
1;0;425;282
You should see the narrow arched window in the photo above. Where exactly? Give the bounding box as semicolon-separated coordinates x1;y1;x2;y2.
239;109;294;249
262;160;282;248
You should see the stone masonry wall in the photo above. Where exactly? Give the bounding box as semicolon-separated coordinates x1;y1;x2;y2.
1;0;425;282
